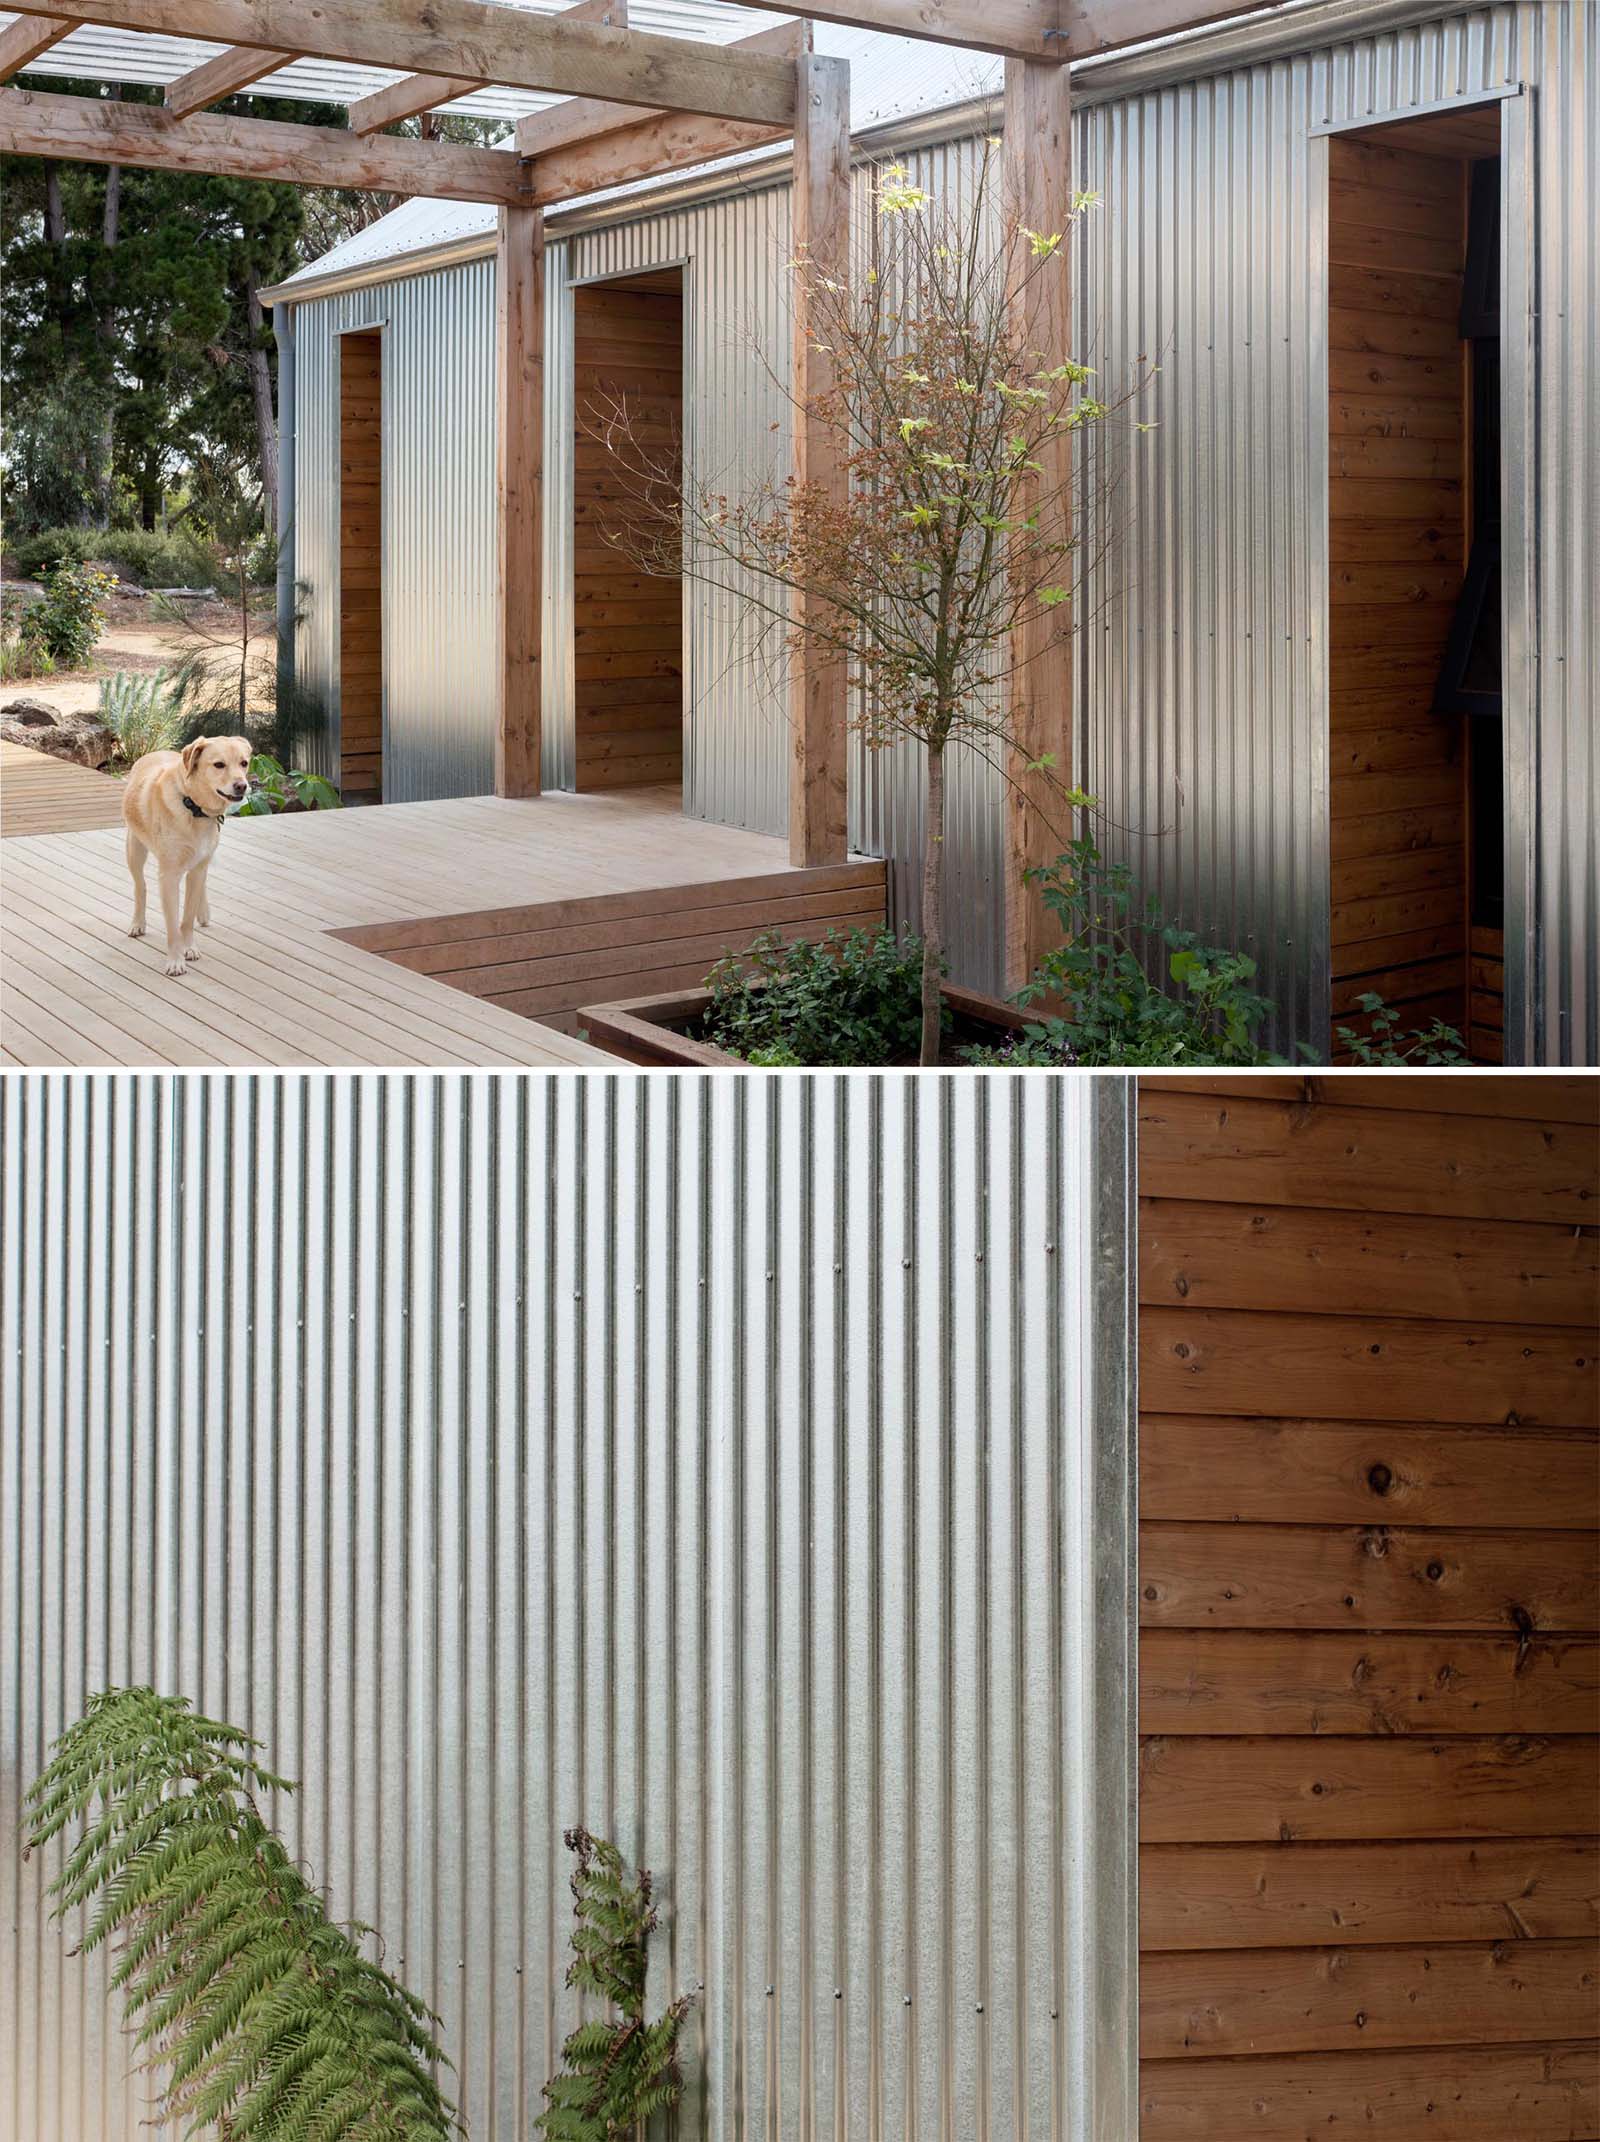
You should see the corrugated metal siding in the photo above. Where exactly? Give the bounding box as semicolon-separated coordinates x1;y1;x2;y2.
1074;0;1596;1060
0;1073;1134;2142
293;262;499;801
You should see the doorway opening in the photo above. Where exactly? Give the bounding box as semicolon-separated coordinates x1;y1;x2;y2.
1327;103;1503;1059
339;328;383;804
572;267;684;792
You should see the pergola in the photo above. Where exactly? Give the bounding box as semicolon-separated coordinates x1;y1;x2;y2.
0;0;1264;985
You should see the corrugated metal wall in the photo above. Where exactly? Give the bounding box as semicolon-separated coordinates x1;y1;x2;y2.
1073;0;1596;1061
293;260;500;800
281;0;1596;1056
0;1072;1135;2142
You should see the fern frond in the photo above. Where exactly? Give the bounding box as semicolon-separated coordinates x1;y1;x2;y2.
25;1687;458;2140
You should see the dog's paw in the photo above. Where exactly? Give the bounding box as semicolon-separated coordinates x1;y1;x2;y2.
197;914;211;930
128;923;146;939
183;945;201;963
164;957;189;978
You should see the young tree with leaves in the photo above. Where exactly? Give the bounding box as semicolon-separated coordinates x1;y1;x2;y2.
590;144;1128;1064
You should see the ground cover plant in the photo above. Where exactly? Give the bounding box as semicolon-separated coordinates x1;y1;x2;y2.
25;1685;456;2140
700;926;930;1065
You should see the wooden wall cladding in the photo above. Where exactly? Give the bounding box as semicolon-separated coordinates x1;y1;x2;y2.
339;330;383;803
1136;1076;1600;2142
573;276;684;791
1328;134;1470;1052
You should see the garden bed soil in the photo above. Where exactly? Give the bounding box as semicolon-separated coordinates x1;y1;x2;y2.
577;980;1032;1067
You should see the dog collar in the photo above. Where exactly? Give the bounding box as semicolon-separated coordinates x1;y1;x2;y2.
182;795;223;821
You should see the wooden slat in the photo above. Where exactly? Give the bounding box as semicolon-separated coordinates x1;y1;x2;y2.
347;0;626;134
1139;2039;1598;2142
1142;1306;1597;1428
1140;1838;1600;1950
27;0;801;125
164;41;292;113
1140;1416;1600;1531
0;85;531;204
1140;1520;1598;1633
515;16;800;157
0;12;72;78
1142;1939;1597;2059
1137;1089;1599;1223
1138;1735;1600;1843
1139;1198;1597;1326
0;741;125;837
1140;1628;1598;1736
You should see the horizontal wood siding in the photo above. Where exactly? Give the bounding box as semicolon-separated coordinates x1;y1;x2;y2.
339;330;383;803
334;859;886;1032
1328;135;1469;1051
1136;1075;1600;2141
573;277;683;790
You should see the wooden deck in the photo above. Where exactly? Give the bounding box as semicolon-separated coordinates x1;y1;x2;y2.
0;738;127;837
0;785;876;1069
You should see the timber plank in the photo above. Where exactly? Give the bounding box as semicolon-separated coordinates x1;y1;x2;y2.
1139;1520;1598;1632
1138;1735;1600;1843
1139;1838;1600;1950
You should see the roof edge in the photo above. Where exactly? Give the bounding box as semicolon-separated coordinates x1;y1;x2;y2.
264;0;1486;308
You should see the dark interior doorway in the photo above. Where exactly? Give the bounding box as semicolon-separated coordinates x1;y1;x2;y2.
572;267;684;792
338;328;383;804
1327;103;1504;1059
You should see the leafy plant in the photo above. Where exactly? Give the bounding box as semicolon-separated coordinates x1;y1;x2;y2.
537;1827;694;2141
98;667;184;762
1337;992;1467;1065
701;926;932;1066
961;831;1280;1066
18;563;115;670
591;145;1135;1063
237;750;341;814
24;1686;456;2141
0;623;54;681
94;527;218;589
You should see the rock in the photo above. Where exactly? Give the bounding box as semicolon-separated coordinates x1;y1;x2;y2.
0;703;117;768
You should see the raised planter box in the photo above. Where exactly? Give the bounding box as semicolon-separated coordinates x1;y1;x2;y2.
577;979;1033;1067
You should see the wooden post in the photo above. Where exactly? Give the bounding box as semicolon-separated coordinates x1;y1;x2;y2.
1002;56;1073;994
496;203;543;799
788;52;851;867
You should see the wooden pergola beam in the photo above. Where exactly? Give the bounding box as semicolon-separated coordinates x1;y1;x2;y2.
12;0;800;125
0;12;72;81
495;204;544;799
687;0;1067;63
1059;0;1271;57
529;106;787;203
165;42;292;115
788;52;851;867
0;85;532;203
515;17;805;162
1001;54;1072;993
348;0;625;139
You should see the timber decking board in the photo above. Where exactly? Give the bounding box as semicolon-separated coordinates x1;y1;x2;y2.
1328;129;1471;1050
0;738;126;836
0;785;844;1068
1135;1075;1600;2136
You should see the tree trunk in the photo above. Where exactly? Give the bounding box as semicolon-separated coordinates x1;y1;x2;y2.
920;741;946;1066
245;278;279;524
43;162;65;245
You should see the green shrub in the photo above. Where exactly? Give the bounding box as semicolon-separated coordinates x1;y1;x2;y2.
93;527;216;589
19;563;115;670
1337;992;1467;1065
537;1827;694;2141
10;525;92;580
702;926;932;1065
961;835;1280;1067
98;668;184;762
236;751;341;813
25;1687;456;2141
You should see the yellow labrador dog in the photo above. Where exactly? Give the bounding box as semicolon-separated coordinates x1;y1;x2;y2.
123;735;253;976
